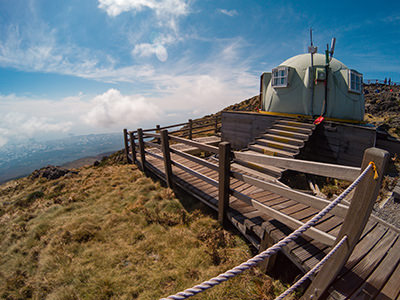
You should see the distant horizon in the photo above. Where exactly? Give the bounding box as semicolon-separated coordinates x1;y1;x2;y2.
1;0;399;148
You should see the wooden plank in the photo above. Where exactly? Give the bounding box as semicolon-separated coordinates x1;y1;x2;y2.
353;236;400;299
329;230;398;299
170;159;218;187
375;254;400;300
233;151;361;181
231;171;349;218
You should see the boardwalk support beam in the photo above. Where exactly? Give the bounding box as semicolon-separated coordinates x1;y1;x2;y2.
123;128;132;164
218;142;231;228
301;147;389;300
161;130;174;188
137;128;146;172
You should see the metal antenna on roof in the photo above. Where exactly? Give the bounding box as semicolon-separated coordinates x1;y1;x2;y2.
330;37;336;58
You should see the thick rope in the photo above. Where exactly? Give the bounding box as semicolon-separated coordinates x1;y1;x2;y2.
160;163;373;300
274;235;348;300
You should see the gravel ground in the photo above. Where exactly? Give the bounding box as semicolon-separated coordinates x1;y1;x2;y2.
373;197;400;229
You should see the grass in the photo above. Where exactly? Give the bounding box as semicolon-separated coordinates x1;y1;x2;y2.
0;158;290;300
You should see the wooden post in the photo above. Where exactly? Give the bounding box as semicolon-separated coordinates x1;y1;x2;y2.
218;142;231;228
123;129;132;164
301;148;389;300
188;119;193;140
137;128;146;172
129;131;136;163
160;129;173;188
156;124;161;144
214;116;218;134
259;230;277;273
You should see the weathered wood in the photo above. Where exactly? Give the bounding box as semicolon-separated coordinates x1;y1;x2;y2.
234;151;361;181
123;128;132;164
170;148;218;171
218;142;231;228
188;119;193;140
143;132;161;138
160;130;173;188
137;128;146;172
171;159;219;187
231;189;335;246
159;122;188;130
302;147;389;300
231;170;349;218
215;117;218;134
128;131;136;163
169;135;219;153
259;231;277;273
145;150;164;160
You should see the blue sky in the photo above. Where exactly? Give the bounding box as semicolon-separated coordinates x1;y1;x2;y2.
0;0;399;147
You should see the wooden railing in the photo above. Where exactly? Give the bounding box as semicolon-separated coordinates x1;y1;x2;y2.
123;116;221;165
123;123;389;300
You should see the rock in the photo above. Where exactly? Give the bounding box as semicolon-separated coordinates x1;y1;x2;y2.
30;165;78;180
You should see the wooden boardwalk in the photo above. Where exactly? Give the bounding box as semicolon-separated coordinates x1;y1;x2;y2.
124;116;400;300
138;137;400;300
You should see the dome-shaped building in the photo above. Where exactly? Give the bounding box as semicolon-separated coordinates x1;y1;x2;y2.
260;53;364;121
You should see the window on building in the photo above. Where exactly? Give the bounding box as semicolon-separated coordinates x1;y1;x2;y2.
348;70;363;94
271;67;289;88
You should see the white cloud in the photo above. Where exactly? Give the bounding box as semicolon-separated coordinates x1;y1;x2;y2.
132;43;168;62
83;89;162;128
98;0;189;18
0;112;73;147
219;9;238;17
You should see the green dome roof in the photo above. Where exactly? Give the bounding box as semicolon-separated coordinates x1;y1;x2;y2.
280;53;348;72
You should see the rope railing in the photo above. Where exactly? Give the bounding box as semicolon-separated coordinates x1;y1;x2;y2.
160;163;373;300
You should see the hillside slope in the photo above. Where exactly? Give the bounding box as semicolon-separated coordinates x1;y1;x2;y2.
0;152;286;300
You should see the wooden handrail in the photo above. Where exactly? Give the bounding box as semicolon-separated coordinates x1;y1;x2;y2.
230;170;349;218
170;159;219;188
230;189;336;246
168;135;219;153
170;148;219;171
233;151;361;181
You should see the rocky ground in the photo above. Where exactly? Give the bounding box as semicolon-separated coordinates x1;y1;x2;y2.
363;84;400;228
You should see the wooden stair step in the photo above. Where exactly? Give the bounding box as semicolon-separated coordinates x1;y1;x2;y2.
272;124;313;135
267;128;310;141
254;138;300;153
248;144;295;158
277;120;316;130
260;133;305;147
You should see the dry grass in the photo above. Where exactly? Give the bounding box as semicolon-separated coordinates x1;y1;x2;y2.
0;160;289;299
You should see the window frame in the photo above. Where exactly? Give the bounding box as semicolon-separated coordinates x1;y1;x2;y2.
271;66;289;88
348;69;363;94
